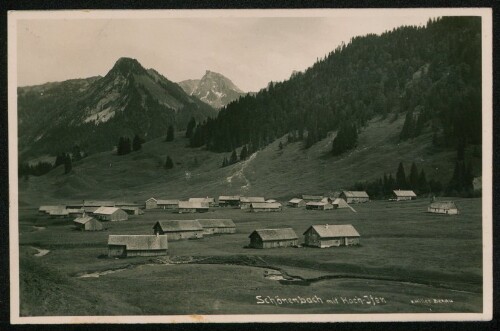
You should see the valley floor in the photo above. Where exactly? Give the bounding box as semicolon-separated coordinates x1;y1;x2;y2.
17;198;483;316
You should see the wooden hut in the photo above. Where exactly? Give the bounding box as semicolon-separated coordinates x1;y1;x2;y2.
240;197;266;209
152;220;204;240
218;196;241;208
427;201;459;215
189;197;216;207
248;228;299;249
288;198;306;208
39;205;65;214
157;199;179;210
73;216;104;231
331;198;350;209
306;201;333;210
303;224;360;248
250;202;282;212
48;207;69;218
197;219;236;235
392;190;417;201
145;198;158;209
120;206;144;215
340;191;370;204
301;195;323;202
93;207;128;221
178;201;209;213
108;235;168;258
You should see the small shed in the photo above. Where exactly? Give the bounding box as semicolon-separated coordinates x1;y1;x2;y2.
303;224;360;248
331;198;350;209
73;216;104;231
157;199;180;210
427;201;459;215
145;198;158;209
108;235;168;258
240;197;266;209
189;197;216;207
250;202;282;212
302;195;324;202
120;206;144;215
248;228;299;249
218;196;241;207
306;201;333;210
93;207;128;221
392;190;417;201
197;219;236;235
288;198;306;208
153;220;204;240
340;191;370;204
178;201;209;213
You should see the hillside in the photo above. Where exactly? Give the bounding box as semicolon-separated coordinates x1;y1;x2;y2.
18;115;480;207
18;58;216;161
178;70;245;109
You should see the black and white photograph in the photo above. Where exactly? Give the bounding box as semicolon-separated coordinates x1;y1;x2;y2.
7;8;493;323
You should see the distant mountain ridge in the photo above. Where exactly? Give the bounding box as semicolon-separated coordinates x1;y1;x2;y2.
178;70;245;109
18;57;216;160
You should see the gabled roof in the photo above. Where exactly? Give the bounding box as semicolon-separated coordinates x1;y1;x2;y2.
429;201;457;210
154;220;203;232
341;191;369;198
189;197;215;203
302;195;323;200
178;201;209;209
240;197;265;203
393;190;417;197
108;235;168;250
157;199;179;205
251;202;282;209
49;208;69;216
219;195;240;201
93;206;121;215
196;219;236;228
73;216;98;224
146;197;157;202
39;205;65;212
249;228;298;241
304;224;360;238
332;198;350;208
289;198;304;204
266;199;278;203
83;200;116;207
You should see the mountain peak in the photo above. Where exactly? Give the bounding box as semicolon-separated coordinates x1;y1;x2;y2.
108;57;147;76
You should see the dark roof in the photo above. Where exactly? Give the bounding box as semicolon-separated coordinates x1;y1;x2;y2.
249;228;298;241
304;224;360;238
196;219;236;228
154;220;203;232
108;235;168;250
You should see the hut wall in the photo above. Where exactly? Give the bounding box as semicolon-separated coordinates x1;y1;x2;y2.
346;237;360;246
145;200;157;209
108;245;126;257
319;239;342;248
304;232;320;247
84;220;103;231
166;231;203;241
109;210;128;221
178;208;196;213
262;239;298;248
126;249;168;257
251;208;280;213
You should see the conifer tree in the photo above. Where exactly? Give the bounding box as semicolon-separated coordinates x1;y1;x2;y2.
185;118;196;138
400;111;415;141
165;156;174;169
408;162;419;190
396;162;407;189
132;134;143;151
221;157;228;168
418;169;429;194
166;125;174;142
64;153;72;174
240;145;248;161
229;150;238;164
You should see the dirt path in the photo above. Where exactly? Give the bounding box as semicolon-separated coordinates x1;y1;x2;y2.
225;151;258;191
32;246;50;257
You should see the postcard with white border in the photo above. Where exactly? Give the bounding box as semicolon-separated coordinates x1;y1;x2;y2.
8;8;493;324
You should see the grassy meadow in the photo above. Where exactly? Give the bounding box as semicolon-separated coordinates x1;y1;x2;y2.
18;197;483;316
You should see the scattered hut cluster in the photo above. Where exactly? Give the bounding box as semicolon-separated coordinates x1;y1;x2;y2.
218;196;241;208
306;201;333;210
288;198;306;208
178;201;209;213
93;207;129;222
240;197;266;209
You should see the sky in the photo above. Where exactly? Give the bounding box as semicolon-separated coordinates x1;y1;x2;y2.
16;11;438;92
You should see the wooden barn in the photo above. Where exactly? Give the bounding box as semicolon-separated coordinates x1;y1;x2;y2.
189;197;216;207
303;224;360;248
197;219;236;235
240;197;266;209
120;206;144;215
392;190;417;201
427;201;459;215
288;198;306;208
152;220;204;240
108;235;168;258
218;195;241;208
48;207;69;218
145;198;158;209
306;201;333;210
93;207;128;221
250;202;282;212
39;205;65;214
157;199;180;210
178;201;209;213
340;191;370;204
73;216;104;231
331;198;349;209
248;228;299;249
302;195;323;202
